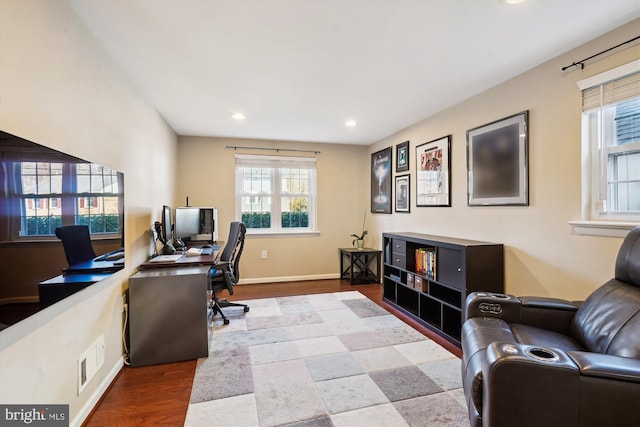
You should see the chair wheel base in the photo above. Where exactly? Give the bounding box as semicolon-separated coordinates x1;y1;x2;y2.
244;306;250;312
223;318;230;325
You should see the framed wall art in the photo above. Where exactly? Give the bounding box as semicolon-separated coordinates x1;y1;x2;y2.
467;111;529;206
416;135;451;207
396;140;409;172
371;147;392;214
395;175;410;213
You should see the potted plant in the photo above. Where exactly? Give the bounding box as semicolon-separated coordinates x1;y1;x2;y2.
350;211;368;250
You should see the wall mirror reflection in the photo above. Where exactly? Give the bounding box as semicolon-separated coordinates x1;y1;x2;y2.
0;130;124;331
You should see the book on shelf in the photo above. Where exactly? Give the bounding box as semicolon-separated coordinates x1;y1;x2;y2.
415;247;437;280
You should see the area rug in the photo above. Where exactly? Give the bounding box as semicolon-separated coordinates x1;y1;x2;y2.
184;291;468;427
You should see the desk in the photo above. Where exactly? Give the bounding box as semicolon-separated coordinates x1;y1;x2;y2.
39;273;112;308
339;247;382;285
63;258;124;274
128;266;210;367
138;248;219;269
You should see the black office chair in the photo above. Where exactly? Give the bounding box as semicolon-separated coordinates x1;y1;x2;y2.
55;225;97;266
209;221;249;325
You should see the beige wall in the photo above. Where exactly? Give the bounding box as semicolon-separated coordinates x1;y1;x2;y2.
177;137;369;281
367;19;640;301
0;1;177;424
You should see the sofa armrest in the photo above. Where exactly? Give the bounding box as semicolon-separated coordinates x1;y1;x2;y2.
465;292;521;322
482;342;581;427
465;292;579;333
568;351;640;383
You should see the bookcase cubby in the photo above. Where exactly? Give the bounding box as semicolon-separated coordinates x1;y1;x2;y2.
382;232;504;346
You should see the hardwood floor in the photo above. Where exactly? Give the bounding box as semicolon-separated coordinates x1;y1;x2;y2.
83;279;462;426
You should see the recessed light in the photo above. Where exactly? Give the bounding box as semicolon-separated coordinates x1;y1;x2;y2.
231;113;246;120
345;120;357;127
501;0;526;4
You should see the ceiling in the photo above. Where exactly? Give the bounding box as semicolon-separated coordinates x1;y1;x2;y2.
69;0;640;145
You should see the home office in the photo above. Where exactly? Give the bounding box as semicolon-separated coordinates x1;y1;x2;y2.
1;1;639;426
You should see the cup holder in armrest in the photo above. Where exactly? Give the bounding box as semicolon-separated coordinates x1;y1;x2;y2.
525;347;559;362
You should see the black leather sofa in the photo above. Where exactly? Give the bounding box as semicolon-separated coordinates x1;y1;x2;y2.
461;226;640;427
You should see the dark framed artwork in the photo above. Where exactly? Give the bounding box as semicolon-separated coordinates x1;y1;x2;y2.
416;135;451;207
396;141;409;172
395;175;410;213
371;147;392;214
467;111;529;206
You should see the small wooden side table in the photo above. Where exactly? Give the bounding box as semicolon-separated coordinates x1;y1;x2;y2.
339;247;382;285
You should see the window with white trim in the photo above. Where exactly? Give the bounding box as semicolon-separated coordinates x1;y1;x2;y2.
235;154;317;234
579;62;640;224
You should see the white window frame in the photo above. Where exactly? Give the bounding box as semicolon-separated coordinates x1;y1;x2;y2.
570;60;640;237
235;154;319;237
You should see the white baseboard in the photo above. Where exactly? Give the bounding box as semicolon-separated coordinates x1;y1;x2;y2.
71;357;124;427
239;273;340;285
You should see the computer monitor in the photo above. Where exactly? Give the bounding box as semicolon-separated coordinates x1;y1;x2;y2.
175;207;217;242
161;205;173;244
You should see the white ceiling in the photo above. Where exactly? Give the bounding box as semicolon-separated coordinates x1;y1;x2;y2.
69;0;640;145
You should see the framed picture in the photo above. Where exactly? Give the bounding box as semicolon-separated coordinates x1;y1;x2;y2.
371;147;392;214
467;111;529;206
395;175;410;213
396;141;409;172
415;135;451;207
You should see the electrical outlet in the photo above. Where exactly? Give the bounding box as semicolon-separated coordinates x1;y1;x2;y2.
261;250;268;259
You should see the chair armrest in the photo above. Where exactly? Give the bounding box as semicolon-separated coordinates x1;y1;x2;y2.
568;351;640;383
465;292;522;322
465;292;579;333
482;342;581;427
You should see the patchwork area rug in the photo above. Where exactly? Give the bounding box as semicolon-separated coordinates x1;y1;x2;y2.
185;291;468;427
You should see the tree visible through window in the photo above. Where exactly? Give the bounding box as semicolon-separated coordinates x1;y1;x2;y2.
235;155;317;233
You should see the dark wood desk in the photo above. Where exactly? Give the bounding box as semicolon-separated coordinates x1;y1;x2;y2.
138;249;219;269
39;273;112;308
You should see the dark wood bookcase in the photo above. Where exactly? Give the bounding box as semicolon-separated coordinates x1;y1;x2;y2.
382;232;504;346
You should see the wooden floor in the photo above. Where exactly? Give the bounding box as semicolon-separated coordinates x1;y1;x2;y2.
83;279;462;426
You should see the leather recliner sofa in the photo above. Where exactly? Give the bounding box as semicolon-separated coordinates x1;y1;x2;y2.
461;226;640;427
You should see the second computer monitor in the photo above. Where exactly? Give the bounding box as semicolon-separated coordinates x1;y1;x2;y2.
174;207;217;242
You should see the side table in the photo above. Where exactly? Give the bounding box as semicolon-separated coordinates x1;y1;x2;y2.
339;247;382;285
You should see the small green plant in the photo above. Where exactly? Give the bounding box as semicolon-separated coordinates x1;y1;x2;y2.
350;211;368;246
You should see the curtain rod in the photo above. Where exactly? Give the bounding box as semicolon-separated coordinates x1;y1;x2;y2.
225;145;321;155
561;35;640;72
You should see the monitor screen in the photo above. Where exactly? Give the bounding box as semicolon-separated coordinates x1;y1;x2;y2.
161;205;172;244
174;207;200;240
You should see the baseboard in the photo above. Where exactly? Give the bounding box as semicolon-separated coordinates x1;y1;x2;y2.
70;357;123;427
239;273;340;285
0;296;39;305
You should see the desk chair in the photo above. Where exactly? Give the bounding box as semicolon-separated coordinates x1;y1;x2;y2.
55;225;97;266
209;221;249;325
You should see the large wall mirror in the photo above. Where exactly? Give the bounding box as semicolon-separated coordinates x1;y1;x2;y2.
0;130;125;331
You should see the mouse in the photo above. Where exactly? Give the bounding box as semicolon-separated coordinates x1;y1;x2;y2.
203;244;212;248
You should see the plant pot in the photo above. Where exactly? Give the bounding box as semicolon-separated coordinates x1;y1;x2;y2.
356;239;365;250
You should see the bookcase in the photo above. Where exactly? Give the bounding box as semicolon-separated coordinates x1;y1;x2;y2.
382;232;504;346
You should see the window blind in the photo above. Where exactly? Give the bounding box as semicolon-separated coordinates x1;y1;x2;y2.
235;154;316;168
582;71;640;111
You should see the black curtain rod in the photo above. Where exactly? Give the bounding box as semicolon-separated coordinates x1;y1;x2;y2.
561;35;640;71
226;145;320;155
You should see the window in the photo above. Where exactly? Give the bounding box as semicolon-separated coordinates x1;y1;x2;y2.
577;61;640;233
13;161;123;237
235;154;317;234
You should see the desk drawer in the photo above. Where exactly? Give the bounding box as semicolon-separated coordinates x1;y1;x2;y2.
392;239;406;254
391;253;406;270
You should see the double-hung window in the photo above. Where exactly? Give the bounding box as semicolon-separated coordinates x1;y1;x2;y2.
576;60;640;234
235;154;317;234
11;161;123;238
